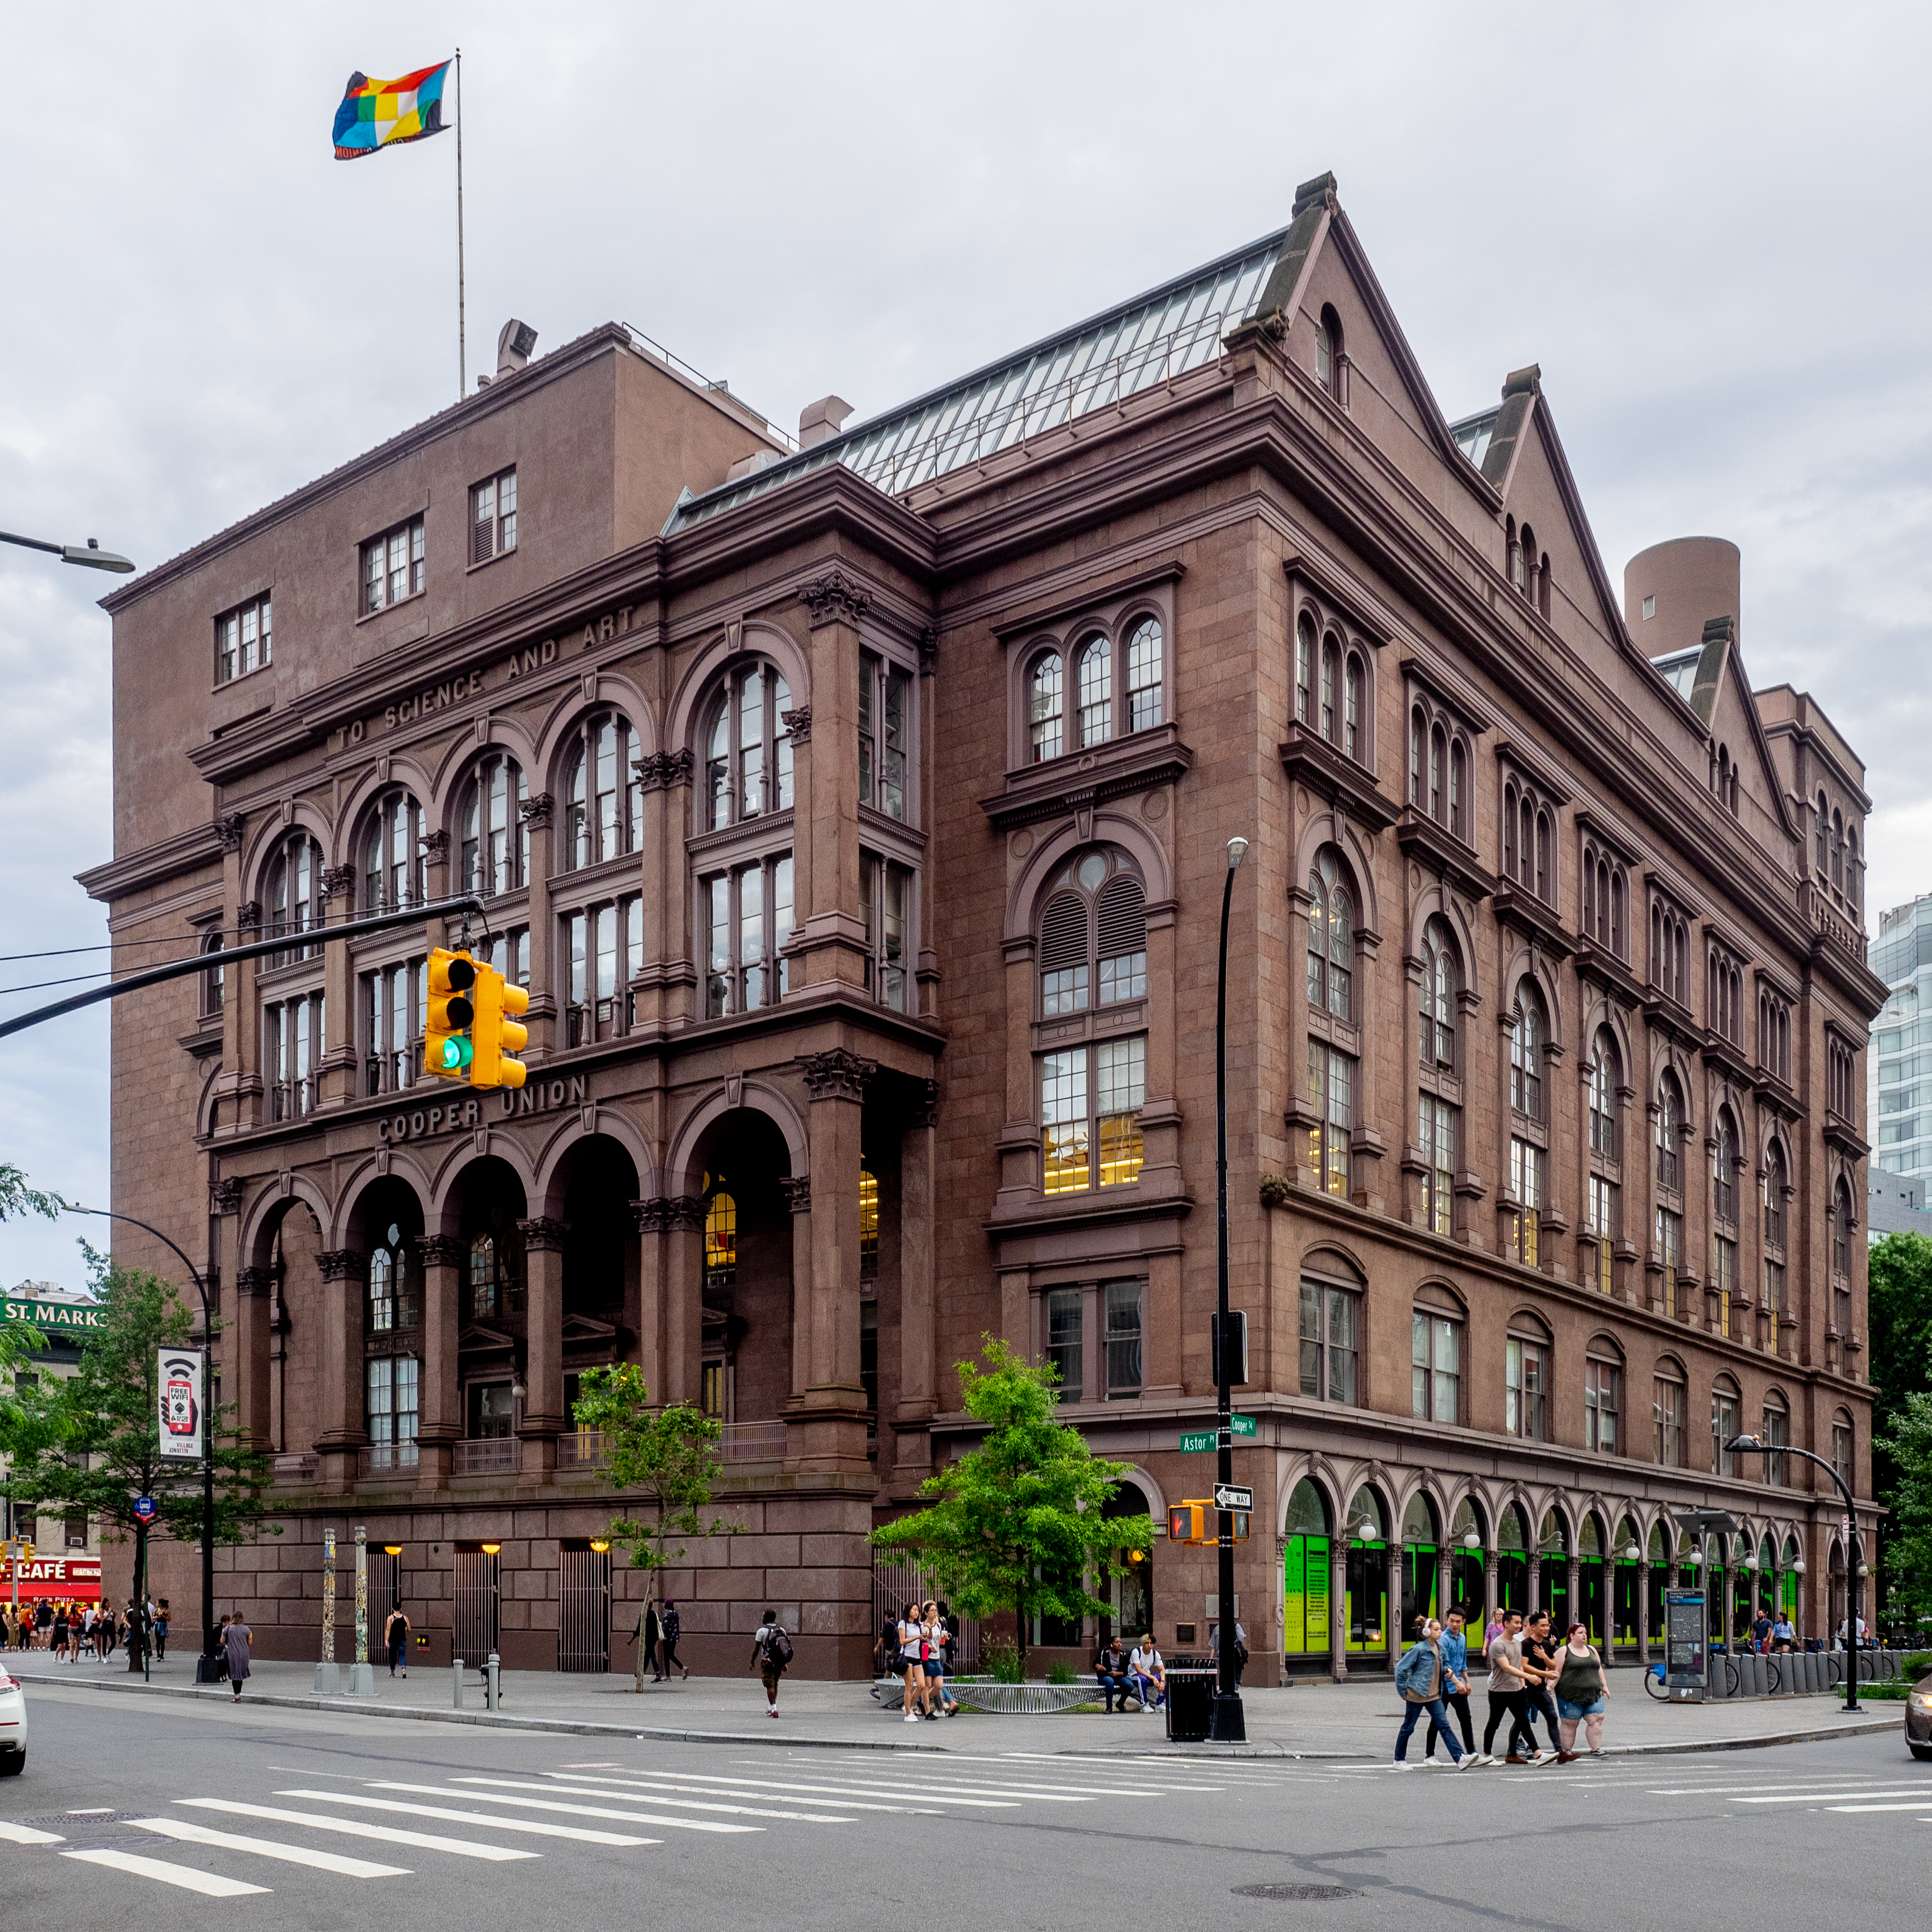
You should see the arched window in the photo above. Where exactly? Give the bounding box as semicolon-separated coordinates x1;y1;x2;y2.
1763;1140;1789;1248
1038;848;1147;1016
1430;725;1446;820
1713;1108;1740;1224
1315;305;1342;391
1505;1314;1550;1439
1587;1029;1619;1156
1299;621;1318;728
1831;1409;1854;1487
1831;809;1845;889
265;831;322;966
1320;635;1339;743
469;1232;500;1319
1306;849;1354;1022
1711;1374;1742;1476
1408;706;1424;804
1763;1390;1790;1487
1507;515;1524;590
1411;1286;1463;1423
1449;740;1466;840
1655;1071;1684;1191
1654;1357;1687;1466
458;752;528;897
362;789;423;912
1585;1338;1622;1452
1846;828;1861;915
1300;1258;1362;1404
1534;809;1551;900
366;1220;416;1334
704;1186;737;1297
562;710;642;867
1283;1478;1333;1659
1519;524;1538;600
1510;984;1546;1120
1076;633;1111;748
704;669;792;829
1030;649;1064;762
1816;791;1830;874
1125;616;1163;733
1831;1179;1853;1282
1419;918;1458;1072
1343;652;1363;761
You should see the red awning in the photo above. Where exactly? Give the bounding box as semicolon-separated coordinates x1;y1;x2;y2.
1;1556;102;1603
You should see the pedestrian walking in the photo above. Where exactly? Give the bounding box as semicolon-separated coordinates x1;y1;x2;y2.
1479;1609;1535;1763
223;1611;252;1699
923;1602;956;1716
1208;1616;1248;1684
639;1598;662;1682
385;1604;412;1678
897;1600;926;1722
1552;1622;1609;1760
750;1608;792;1718
1423;1607;1477;1765
660;1598;688;1679
51;1606;70;1662
1518;1612;1560;1762
1392;1618;1472;1768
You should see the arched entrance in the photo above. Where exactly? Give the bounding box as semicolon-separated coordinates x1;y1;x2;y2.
553;1135;640;1432
1537;1508;1570;1627
1578;1514;1607;1643
1101;1480;1153;1642
1282;1479;1332;1667
345;1176;426;1473
1497;1505;1530;1617
1344;1486;1390;1666
451;1155;528;1468
1614;1515;1643;1655
1448;1499;1486;1631
1400;1492;1440;1635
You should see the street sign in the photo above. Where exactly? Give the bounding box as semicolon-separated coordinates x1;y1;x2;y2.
1664;1588;1707;1701
1180;1415;1257;1452
1231;1414;1256;1438
1214;1483;1253;1512
133;1495;157;1524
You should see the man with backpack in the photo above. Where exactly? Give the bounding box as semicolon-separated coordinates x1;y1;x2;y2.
751;1608;792;1718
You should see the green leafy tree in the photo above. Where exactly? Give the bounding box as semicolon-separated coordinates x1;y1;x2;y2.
0;1164;65;1383
1878;1390;1932;1628
1868;1233;1932;1627
869;1337;1155;1667
570;1364;737;1688
0;1254;279;1652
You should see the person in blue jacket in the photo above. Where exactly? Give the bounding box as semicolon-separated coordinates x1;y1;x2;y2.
1423;1607;1477;1764
1392;1618;1473;1768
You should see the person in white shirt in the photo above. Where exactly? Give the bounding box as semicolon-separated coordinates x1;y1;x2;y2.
1128;1638;1166;1711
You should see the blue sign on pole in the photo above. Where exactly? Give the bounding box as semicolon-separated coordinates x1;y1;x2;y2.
133;1495;158;1524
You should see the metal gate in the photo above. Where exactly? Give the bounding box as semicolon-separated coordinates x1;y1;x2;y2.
453;1546;500;1665
368;1550;400;1623
872;1549;978;1672
558;1543;611;1672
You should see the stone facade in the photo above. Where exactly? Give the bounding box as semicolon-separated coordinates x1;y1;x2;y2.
83;179;1883;1679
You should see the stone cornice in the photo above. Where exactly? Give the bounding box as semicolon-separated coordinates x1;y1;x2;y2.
77;820;226;905
979;722;1193;833
1278;723;1398;832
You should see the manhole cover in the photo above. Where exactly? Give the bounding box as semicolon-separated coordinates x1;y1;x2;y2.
1232;1883;1364;1901
14;1812;158;1845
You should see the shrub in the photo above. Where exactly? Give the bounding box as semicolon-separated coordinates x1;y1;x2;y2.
982;1640;1025;1684
1046;1661;1077;1686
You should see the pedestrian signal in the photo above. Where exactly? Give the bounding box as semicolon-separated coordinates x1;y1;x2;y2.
1166;1502;1249;1545
424;949;477;1079
469;964;530;1090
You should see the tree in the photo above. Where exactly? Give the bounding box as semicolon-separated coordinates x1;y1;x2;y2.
570;1364;737;1689
0;1163;65;1383
1877;1390;1932;1629
869;1337;1155;1667
1867;1234;1932;1627
0;1254;279;1658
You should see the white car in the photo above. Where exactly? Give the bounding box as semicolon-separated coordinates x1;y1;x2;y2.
0;1661;26;1774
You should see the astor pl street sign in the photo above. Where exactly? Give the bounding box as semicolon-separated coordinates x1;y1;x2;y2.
1214;1483;1254;1512
1180;1415;1258;1452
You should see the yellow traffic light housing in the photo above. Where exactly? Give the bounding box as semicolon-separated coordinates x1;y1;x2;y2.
469;963;530;1090
1167;1502;1250;1546
424;949;477;1079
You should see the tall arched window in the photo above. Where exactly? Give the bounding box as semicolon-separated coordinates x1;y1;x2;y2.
1315;305;1342;392
366;1220;416;1334
704;669;792;830
1076;634;1111;747
362;789;423;912
1654;1358;1687;1466
1408;706;1424;804
1586;1029;1622;1295
1430;725;1446;821
1030;649;1064;762
1449;740;1466;840
1343;653;1363;761
1306;850;1354;1022
1510;984;1546;1120
1831;809;1845;890
1319;635;1339;743
1418;917;1461;1237
1655;1072;1684;1191
562;710;642;867
1816;791;1830;874
1711;1375;1741;1476
1847;828;1861;914
1038;849;1147;1016
1299;620;1318;728
1830;1180;1854;1341
265;831;322;965
1655;1071;1685;1316
1713;1109;1739;1224
1124;617;1163;733
1419;919;1458;1073
1588;1030;1619;1156
458;752;529;897
1762;1390;1790;1486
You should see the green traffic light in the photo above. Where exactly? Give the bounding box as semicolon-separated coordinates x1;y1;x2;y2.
440;1035;474;1072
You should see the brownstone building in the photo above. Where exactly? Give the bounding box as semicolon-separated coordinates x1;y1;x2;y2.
85;177;1883;1679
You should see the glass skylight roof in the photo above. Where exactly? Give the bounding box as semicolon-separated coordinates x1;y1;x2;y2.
1652;647;1701;699
664;224;1295;534
1449;409;1498;469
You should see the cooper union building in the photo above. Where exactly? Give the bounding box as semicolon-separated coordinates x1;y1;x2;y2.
85;173;1883;1678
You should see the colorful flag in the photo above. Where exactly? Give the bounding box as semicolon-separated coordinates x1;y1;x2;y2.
332;61;453;159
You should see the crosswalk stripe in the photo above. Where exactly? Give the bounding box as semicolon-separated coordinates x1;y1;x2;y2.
1651;1782;1910;1797
544;1773;935;1817
1829;1803;1932;1815
130;1817;410;1877
178;1799;537;1861
276;1790;654;1847
61;1847;270;1897
1737;1789;1932;1805
0;1821;65;1846
455;1778;849;1825
364;1781;761;1837
601;1771;1016;1809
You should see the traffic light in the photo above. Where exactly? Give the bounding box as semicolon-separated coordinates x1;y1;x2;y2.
469;963;530;1090
1166;1503;1250;1545
424;949;477;1079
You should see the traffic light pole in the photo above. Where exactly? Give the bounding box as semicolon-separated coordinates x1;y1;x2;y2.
0;894;488;1041
1211;838;1248;1742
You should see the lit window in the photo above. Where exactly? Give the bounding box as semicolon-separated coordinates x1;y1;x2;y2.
1509;1137;1543;1266
1419;1097;1455;1236
859;1168;879;1282
1307;1043;1353;1196
361;514;425;614
1040;1036;1144;1194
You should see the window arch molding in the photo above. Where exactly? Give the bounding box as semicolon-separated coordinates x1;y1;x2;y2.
246;815;336;942
423;713;540;820
1499;764;1562;905
1504;970;1557;1123
450;745;532;899
1278;1466;1339;1540
1406;887;1482;1005
1002;809;1172;948
662;621;804;762
1304;843;1365;1027
1578;829;1631;961
1293;812;1382;940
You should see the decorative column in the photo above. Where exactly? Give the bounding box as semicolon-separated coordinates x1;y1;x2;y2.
1484;1547;1499;1628
317;863;361;1105
793;1047;873;1471
628;1200;668;1399
783;1176;813;1406
1436;1546;1453;1628
793;572;871;996
663;1195;705;1408
313;1249;368;1492
1636;1556;1651;1666
232;1265;275;1452
517;1216;568;1484
636;751;694;1028
1329;1543;1348;1682
1528;1551;1542;1617
893;1086;937;1495
520;791;557;1056
416;1235;465;1488
1567;1553;1582;1636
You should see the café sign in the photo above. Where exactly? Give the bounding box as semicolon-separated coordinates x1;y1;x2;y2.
0;1554;102;1603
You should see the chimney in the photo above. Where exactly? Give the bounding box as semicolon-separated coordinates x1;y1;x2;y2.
497;319;538;378
798;394;855;449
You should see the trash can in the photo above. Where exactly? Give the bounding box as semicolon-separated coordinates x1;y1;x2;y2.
1165;1665;1215;1743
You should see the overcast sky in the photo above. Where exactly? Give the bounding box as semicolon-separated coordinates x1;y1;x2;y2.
3;2;1929;1290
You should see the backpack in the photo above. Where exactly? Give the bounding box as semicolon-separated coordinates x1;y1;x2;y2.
768;1626;793;1667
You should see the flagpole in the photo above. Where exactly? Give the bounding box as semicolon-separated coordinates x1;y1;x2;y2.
455;47;466;400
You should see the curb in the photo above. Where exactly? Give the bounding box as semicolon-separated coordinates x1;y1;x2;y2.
12;1668;1899;1761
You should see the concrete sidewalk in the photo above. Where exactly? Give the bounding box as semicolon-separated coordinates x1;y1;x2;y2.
8;1650;1904;1759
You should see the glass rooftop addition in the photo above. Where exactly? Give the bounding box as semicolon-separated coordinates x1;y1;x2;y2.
1651;647;1700;700
1449;408;1498;470
662;224;1296;535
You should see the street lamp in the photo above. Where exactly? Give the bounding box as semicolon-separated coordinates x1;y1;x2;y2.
0;528;135;572
1726;1432;1862;1711
64;1205;220;1683
1463;1530;1483;1551
1211;835;1248;1742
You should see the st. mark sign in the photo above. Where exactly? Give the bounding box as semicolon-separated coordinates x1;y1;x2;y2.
1;1295;104;1332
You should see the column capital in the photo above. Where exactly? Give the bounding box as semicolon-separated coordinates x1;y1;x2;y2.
317;1248;366;1284
215;812;246;853
234;1267;275;1299
780;1175;812;1215
800;1047;876;1104
781;705;812;745
516;1215;569;1253
416;1234;466;1269
520;790;554;829
637;749;694;792
800;567;872;629
422;829;451;865
632;1195;703;1234
905;1079;940;1132
209;1176;244;1217
321;863;358;901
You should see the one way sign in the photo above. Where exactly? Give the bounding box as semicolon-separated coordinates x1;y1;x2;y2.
1214;1483;1253;1512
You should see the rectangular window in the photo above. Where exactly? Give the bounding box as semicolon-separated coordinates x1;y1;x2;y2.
1045;1287;1083;1396
1420;1096;1455;1236
1098;945;1147;1005
1765;1257;1786;1315
215;593;272;683
1655;1207;1683;1318
700;1362;726;1419
1714;1236;1738;1337
1654;1378;1685;1466
702;860;792;1019
1041;1037;1145;1194
1763;1406;1789;1487
1711;1390;1739;1476
365;1357;420;1466
469;1382;514;1439
563;893;646;1044
859;653;911;821
64;1510;88;1551
1585;1359;1620;1454
200;932;226;1019
1040;1048;1089;1195
1104;1281;1143;1398
361;514;425;614
265;993;325;1122
1307;1041;1353;1196
1411;1311;1460;1425
470;468;517;564
860;852;910;1011
1587;1174;1617;1294
1509;1137;1542;1266
361;960;421;1097
1506;1335;1546;1440
1299;1280;1359;1404
1096;1036;1145;1187
1832;1422;1853;1487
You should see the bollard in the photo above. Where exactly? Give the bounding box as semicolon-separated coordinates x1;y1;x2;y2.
486;1650;501;1711
453;1655;465;1709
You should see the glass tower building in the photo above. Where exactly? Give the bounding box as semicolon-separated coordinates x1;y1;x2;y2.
1870;893;1932;1176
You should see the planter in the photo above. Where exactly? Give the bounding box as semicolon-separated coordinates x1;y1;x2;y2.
946;1678;1095;1714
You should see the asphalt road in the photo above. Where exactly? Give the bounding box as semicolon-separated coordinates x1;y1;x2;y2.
2;1679;1927;1930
